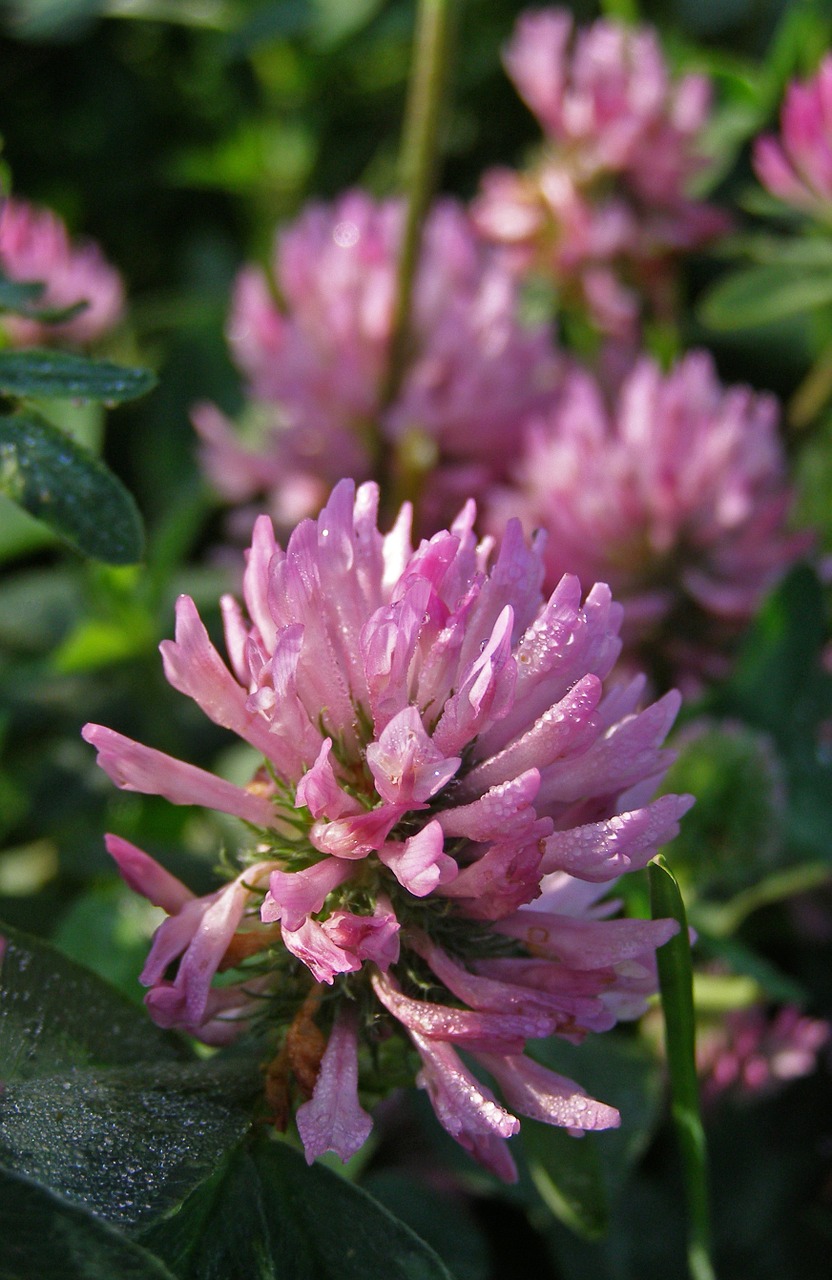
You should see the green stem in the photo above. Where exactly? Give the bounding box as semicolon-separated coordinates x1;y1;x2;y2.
599;0;640;21
650;857;717;1280
384;0;453;407
378;0;454;509
692;862;831;939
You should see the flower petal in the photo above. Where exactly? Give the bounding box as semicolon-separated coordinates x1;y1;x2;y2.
540;792;695;881
475;1052;620;1130
296;1006;373;1164
379;820;458;897
84;724;276;827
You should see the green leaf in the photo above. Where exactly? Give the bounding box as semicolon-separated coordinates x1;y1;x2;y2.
224;0;312;57
26;299;91;325
0;921;183;1077
0;277;46;310
52;880;165;1004
520;1121;608;1242
0;492;58;561
719;232;832;268
361;1171;491;1280
657;722;786;900
0;349;156;402
718;565;829;745
0;923;258;1231
737;185;807;221
0;565;80;651
758;0;832;112
0;1168;177;1280
696;569;832;866
0;411;144;563
310;0;385;49
698;264;832;330
0;275;90;325
4;0;106;41
169;119;315;198
141;1136;456;1280
52;615;156;671
0;1062;260;1233
107;0;235;30
649;860;715;1280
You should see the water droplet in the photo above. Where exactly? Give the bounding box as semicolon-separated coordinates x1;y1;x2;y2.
333;220;360;248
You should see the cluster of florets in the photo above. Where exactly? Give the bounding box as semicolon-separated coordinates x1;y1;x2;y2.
697;1004;830;1108
482;351;811;689
84;480;691;1179
0;195;124;346
754;54;832;220
194;191;559;536
472;8;727;336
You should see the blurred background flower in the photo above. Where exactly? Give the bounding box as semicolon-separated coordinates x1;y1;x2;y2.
472;8;728;341
0;194;124;347
193;191;559;537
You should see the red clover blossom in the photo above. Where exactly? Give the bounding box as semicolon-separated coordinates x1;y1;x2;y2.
84;480;691;1180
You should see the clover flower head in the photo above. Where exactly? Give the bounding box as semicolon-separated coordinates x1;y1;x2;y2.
472;9;727;336
84;479;691;1179
483;352;811;688
193;191;559;533
698;1005;830;1108
0;196;124;347
754;55;832;219
503;8;712;196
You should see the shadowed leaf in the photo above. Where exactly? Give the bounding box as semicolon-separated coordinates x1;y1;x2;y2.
0;411;144;563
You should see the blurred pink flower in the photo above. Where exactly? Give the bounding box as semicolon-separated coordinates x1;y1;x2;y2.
483;351;811;689
84;479;690;1178
472;8;727;336
698;1005;830;1107
194;191;559;534
754;55;832;218
0;195;124;346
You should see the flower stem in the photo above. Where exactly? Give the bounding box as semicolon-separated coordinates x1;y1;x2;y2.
599;0;640;21
380;0;454;426
650;857;717;1280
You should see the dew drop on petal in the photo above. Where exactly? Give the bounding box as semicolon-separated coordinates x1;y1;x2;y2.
333;220;360;248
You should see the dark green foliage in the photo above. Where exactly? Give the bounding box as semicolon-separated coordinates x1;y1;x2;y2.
0;925;258;1229
0;1169;178;1280
0;350;156;402
0;411;145;562
0;924;461;1278
140;1138;456;1280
